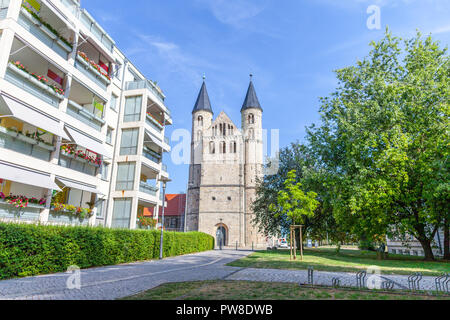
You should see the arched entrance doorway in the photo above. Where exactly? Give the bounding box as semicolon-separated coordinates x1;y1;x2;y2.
216;225;227;247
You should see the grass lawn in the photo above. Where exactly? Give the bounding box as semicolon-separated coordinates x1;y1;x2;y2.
122;280;449;300
227;248;450;276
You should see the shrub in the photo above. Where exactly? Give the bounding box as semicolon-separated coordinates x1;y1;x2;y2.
0;222;214;280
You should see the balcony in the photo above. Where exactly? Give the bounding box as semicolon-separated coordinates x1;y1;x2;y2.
58;144;101;176
17;4;74;59
146;113;164;133
126;80;165;105
143;147;161;164
75;51;111;91
5;61;65;108
0;124;55;162
0;198;43;221
67;79;106;131
139;181;158;197
79;9;115;54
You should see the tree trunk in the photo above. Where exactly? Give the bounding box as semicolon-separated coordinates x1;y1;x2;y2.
444;217;449;260
418;238;435;261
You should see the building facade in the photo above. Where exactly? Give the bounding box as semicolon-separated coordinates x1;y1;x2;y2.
0;0;171;229
145;194;186;232
387;229;445;258
186;78;266;248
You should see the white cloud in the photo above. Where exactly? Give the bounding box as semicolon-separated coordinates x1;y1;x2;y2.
197;0;269;27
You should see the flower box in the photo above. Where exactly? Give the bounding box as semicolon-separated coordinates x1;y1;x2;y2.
20;7;40;26
16;133;38;145
40;24;58;40
76;54;91;69
8;62;31;80
37;141;55;151
147;114;164;129
56;38;72;53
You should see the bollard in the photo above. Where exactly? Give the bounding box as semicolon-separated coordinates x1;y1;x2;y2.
236;241;238;251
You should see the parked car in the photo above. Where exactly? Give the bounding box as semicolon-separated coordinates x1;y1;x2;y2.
279;239;289;248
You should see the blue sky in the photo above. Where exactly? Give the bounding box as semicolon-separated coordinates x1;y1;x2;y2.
83;0;450;194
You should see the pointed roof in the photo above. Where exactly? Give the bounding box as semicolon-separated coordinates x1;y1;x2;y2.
241;78;262;112
192;81;213;114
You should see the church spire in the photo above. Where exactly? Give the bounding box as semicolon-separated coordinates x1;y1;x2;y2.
192;78;213;114
241;74;262;112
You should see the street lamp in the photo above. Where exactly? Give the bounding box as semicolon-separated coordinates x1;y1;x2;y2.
158;176;171;260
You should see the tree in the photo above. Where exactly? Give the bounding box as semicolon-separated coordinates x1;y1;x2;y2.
307;30;449;260
273;170;319;225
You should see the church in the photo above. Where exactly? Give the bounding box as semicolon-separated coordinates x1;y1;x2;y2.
186;76;266;248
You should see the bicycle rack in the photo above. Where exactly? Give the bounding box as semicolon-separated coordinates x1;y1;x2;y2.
356;271;367;289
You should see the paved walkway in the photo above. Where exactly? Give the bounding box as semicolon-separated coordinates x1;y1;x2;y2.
0;250;446;300
0;250;252;300
226;268;443;292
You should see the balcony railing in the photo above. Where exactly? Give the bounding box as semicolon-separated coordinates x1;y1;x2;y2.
126;80;165;104
5;63;64;107
162;163;168;172
66;100;105;131
0;126;55;162
139;181;158;196
80;9;114;54
59;153;97;176
143;148;161;164
75;53;110;91
0;200;42;221
17;6;73;59
146;114;163;133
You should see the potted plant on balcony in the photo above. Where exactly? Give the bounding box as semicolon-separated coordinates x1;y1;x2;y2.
20;5;41;26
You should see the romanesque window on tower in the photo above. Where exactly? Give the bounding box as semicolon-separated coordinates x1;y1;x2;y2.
210;141;215;154
223;124;227;136
248;114;255;124
220;141;226;154
230;126;234;135
198;116;203;126
233;141;237;153
219;123;223;135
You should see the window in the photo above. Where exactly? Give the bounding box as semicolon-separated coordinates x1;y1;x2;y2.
111;198;132;228
106;127;113;144
96;199;105;218
220;141;226;154
198;116;203;126
230;141;237;153
120;128;139;155
228;197;231;201
212;197;216;201
210;141;215;154
110;94;118;111
116;162;136;191
248;114;255;124
124;96;142;122
101;162;109;180
197;130;202;140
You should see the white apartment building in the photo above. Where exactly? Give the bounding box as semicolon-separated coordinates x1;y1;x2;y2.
0;0;172;229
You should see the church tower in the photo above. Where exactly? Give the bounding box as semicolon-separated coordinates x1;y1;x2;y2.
241;76;264;246
186;79;213;231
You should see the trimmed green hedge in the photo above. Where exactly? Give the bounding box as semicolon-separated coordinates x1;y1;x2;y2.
0;222;214;280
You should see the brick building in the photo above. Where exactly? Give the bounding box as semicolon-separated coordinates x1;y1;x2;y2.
144;194;186;232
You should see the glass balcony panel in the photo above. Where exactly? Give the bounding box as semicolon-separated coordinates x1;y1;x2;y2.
0;128;52;161
59;154;97;176
146;115;163;133
5;68;61;107
74;61;107;91
0;202;41;221
139;181;158;196
143;148;161;164
66;101;102;131
125;80;165;104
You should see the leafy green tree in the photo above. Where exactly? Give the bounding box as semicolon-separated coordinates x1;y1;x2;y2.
307;30;449;260
273;170;319;226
